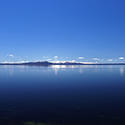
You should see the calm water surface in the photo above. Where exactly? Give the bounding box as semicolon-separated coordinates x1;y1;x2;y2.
0;65;125;125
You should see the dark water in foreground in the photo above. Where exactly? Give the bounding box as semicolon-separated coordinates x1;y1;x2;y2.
0;65;125;125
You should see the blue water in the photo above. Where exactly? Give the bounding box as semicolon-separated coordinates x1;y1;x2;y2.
0;65;125;125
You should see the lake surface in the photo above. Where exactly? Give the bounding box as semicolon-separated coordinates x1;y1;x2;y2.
0;65;125;125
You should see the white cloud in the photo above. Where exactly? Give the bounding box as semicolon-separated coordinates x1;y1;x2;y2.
47;58;52;61
71;60;76;62
54;56;58;59
1;60;29;64
119;57;124;60
107;59;113;62
43;56;49;58
9;54;14;57
78;57;84;59
92;58;100;61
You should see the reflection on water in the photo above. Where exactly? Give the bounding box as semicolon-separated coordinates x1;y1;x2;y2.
120;66;124;76
50;65;125;76
2;65;125;76
0;65;125;125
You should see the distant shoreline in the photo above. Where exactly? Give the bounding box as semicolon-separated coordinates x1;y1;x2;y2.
0;61;125;66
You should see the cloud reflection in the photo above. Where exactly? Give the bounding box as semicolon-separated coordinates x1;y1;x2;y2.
120;66;124;76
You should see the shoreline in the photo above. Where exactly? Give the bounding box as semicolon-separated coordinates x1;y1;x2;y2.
0;63;125;66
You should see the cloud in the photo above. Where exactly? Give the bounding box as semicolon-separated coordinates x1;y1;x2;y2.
9;54;14;57
47;58;52;61
78;57;84;59
71;60;76;62
43;56;49;58
119;57;124;60
92;58;100;61
1;60;29;64
54;56;58;59
107;59;113;62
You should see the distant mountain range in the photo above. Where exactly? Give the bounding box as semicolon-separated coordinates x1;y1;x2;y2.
0;61;125;65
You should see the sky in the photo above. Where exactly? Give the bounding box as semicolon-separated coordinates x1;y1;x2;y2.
0;0;125;62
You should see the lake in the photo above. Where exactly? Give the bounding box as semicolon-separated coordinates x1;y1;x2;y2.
0;65;125;125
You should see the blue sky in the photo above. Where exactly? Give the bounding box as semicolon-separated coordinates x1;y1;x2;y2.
0;0;125;62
